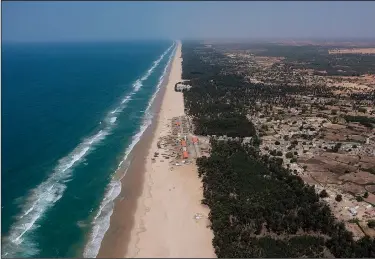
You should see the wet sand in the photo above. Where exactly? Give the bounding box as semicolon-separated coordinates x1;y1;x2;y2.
97;42;215;258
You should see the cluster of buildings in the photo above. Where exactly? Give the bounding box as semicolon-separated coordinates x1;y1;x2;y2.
179;136;201;159
180;137;188;159
175;82;192;92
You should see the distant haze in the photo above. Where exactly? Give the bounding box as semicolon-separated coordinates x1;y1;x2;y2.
3;1;375;42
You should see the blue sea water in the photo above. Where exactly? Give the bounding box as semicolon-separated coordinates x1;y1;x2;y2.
1;40;176;257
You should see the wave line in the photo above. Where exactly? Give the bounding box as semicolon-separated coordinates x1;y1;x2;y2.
82;41;177;258
1;41;176;258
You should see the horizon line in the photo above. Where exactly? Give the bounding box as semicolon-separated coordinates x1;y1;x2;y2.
3;36;375;44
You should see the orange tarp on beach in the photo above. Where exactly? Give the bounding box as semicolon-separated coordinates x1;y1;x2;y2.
182;151;188;159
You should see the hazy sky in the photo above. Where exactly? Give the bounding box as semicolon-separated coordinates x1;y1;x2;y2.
3;1;375;42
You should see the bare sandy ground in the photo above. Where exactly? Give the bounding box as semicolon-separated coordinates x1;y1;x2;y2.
123;42;215;258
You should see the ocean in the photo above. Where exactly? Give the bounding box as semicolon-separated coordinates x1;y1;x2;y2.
1;40;176;257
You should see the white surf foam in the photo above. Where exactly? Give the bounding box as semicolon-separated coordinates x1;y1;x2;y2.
82;175;123;258
109;117;117;124
2;42;176;258
132;79;143;91
121;95;132;104
83;41;177;258
107;43;174;118
145;42;177;114
2;129;108;257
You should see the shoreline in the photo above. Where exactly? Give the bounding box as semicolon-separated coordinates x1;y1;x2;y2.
96;44;175;258
97;41;215;258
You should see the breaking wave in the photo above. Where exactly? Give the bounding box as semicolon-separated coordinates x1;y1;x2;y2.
83;41;177;258
1;42;176;258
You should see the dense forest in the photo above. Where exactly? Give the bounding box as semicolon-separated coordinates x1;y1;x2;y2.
198;139;375;257
181;41;375;257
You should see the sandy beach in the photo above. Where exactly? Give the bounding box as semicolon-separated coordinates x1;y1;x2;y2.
98;42;215;258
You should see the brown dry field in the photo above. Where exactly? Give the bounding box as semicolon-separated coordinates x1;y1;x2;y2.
329;48;375;54
277;40;375;47
254;56;284;67
320;123;369;143
367;185;375;193
361;222;375;237
346;222;364;238
298;120;375;196
327;74;375;84
298;154;375;195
